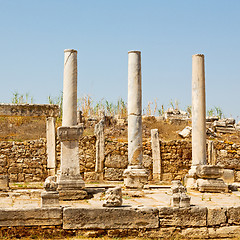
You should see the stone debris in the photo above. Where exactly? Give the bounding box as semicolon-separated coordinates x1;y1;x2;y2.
178;126;192;138
41;176;59;207
103;186;122;207
164;108;189;120
213;118;236;133
170;180;190;207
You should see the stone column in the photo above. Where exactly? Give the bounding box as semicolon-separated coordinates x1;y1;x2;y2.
151;129;161;181
192;54;207;167
123;51;148;189
186;54;227;192
46;117;56;176
57;49;86;200
94;119;105;180
186;54;206;188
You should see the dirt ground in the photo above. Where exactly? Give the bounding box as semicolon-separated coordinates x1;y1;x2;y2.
0;115;239;144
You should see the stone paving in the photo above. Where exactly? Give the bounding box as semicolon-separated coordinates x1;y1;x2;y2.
0;182;240;209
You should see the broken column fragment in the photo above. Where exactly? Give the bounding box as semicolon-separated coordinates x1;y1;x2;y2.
103;187;122;207
94;116;105;180
57;49;87;200
170;180;191;208
123;51;148;189
41;176;59;207
151;129;161;181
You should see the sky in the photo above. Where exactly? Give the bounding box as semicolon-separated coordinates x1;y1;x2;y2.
0;0;239;120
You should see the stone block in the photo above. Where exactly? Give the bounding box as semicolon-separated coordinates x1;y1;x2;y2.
221;169;234;184
41;191;59;207
234;170;240;182
180;227;209;239
103;187;122;207
207;207;226;226
197;178;228;193
159;206;207;227
196;165;223;179
0;208;62;226
105;155;128;169
63;207;159;229
0;175;9;190
84;172;97;181
217;158;240;170
208;226;240;239
123;167;148;189
104;168;124;181
57;125;83;141
227;206;240;224
142;155;152;169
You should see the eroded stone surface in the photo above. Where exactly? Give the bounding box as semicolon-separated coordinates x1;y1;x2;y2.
207;207;226;226
159;206;207;227
0;208;62;226
103;187;122;207
63;207;159;229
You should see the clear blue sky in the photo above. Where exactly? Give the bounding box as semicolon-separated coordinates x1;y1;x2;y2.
0;0;239;120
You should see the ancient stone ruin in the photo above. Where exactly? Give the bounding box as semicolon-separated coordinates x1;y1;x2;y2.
1;50;240;239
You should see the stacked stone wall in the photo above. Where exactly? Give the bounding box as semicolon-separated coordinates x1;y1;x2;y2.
0;139;48;182
1;137;240;183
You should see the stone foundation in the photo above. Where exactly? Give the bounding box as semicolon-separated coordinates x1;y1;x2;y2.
1;206;240;239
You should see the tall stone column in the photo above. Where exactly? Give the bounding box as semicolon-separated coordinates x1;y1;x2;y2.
57;49;86;200
192;54;207;167
186;54;227;192
123;51;148;189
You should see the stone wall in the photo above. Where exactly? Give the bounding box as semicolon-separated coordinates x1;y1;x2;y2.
1;206;240;239
0;139;48;182
1;137;240;183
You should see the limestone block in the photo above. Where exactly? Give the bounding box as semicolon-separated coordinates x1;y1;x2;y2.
123;167;148;189
208;226;240;239
180;227;209;239
84;172;97;181
57;125;83;141
103;187;122;207
0;208;62;226
217;158;240;170
159;206;207;227
196;165;223;179
142;154;152;169
104;168;124;181
207;207;227;226
63;207;159;229
221;169;234;184
140;227;180;239
105;155;128;169
197;178;228;193
178;126;192;138
0;175;9;190
0;104;60;117
41;191;59;207
227;206;240;224
234;170;240;182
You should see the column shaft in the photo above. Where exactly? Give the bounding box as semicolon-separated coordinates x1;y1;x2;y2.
192;54;206;166
62;49;78;126
128;51;142;167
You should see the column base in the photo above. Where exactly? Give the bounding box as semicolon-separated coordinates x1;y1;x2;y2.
58;175;87;200
196;178;228;193
185;165;228;193
41;191;59;207
123;166;148;189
